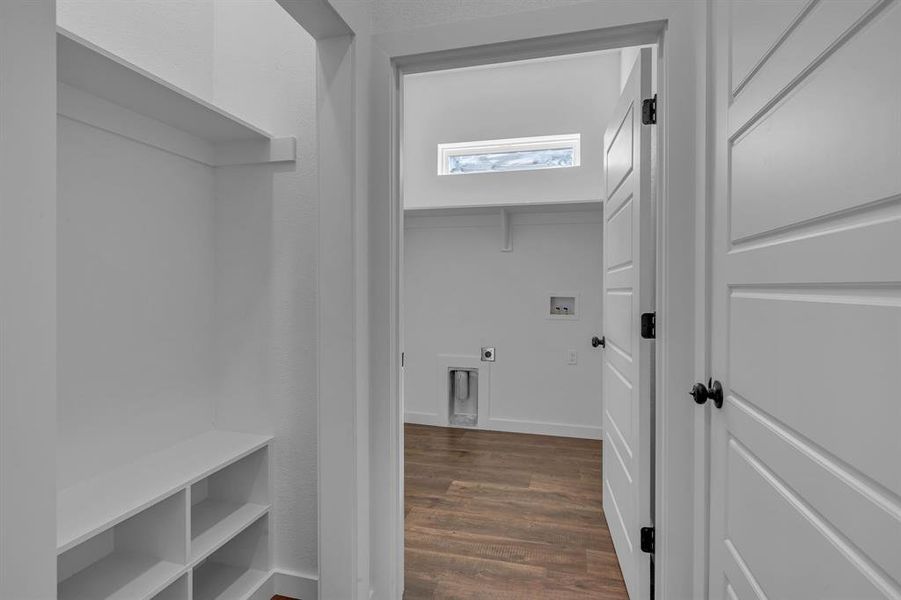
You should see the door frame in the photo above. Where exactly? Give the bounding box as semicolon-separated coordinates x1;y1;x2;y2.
381;14;701;598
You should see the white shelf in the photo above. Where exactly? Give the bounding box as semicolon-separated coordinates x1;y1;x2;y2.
58;430;272;554
58;552;184;600
404;199;603;217
191;501;269;565
56;27;296;166
57;27;270;144
193;563;269;600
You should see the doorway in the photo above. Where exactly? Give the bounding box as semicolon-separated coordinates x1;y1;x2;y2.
397;40;659;599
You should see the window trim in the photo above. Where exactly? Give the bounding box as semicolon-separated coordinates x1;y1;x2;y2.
437;133;581;175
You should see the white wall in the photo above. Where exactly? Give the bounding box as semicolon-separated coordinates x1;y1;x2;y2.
210;1;320;579
57;0;215;99
57;116;216;488
373;0;596;33
0;2;58;597
403;52;621;209
404;210;604;438
56;0;320;579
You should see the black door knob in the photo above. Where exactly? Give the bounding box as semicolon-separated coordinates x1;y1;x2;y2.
690;382;709;404
690;379;724;409
591;336;606;348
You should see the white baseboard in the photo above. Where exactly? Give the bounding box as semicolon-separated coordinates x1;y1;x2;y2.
405;412;601;440
255;569;318;600
486;417;602;440
404;411;443;427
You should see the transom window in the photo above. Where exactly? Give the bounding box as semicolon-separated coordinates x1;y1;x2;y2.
437;133;581;175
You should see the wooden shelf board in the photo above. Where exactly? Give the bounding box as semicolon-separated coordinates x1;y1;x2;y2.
58;430;272;553
190;500;270;565
57;27;274;144
58;552;184;600
193;562;269;600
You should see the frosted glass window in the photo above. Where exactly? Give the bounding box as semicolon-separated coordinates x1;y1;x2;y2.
448;148;575;174
438;134;580;176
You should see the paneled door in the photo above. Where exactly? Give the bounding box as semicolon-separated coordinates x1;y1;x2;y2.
708;1;901;598
602;47;654;600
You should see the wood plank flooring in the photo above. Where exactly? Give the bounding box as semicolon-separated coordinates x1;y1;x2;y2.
404;424;628;599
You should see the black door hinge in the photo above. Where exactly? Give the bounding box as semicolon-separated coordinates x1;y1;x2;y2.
401;352;405;367
640;312;656;339
640;526;655;554
642;95;657;125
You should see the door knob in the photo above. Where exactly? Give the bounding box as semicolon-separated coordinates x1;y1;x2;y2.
690;379;724;409
591;335;606;348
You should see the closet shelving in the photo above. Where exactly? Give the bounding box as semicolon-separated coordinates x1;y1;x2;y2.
57;26;297;167
57;432;272;600
56;22;286;600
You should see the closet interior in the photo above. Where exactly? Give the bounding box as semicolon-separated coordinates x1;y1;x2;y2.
55;11;300;600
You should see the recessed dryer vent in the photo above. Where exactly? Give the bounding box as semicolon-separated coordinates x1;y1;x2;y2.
448;368;478;427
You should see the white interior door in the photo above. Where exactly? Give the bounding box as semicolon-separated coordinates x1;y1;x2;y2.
708;1;901;598
602;47;654;600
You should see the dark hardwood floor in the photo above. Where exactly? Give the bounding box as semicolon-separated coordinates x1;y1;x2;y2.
404;423;628;599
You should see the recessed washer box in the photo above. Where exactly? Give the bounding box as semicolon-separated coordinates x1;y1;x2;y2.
548;293;579;320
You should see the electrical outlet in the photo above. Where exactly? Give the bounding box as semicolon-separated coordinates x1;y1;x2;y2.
567;350;578;365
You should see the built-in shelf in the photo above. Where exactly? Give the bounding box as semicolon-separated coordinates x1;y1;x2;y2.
403;199;603;217
193;563;269;600
57;26;296;166
191;500;269;565
57;552;184;600
58;430;272;554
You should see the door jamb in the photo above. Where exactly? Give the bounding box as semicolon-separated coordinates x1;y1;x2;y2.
389;22;669;597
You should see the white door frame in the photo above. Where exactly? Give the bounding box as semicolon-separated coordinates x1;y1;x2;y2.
279;2;708;598
381;13;701;599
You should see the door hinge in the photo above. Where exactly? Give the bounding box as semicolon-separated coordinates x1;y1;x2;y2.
642;95;657;125
641;312;656;339
640;526;655;554
401;352;405;367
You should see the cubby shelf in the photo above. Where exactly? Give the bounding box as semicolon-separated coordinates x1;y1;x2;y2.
193;563;269;600
190;500;270;565
57;552;184;600
58;430;272;554
57;431;271;600
57;26;296;166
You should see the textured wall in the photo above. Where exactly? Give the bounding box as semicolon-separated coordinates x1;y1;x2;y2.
57;117;216;488
57;0;215;99
212;1;319;575
373;0;597;33
404;210;604;438
404;52;621;209
0;2;57;597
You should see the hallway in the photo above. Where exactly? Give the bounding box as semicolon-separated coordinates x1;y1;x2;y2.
404;424;628;599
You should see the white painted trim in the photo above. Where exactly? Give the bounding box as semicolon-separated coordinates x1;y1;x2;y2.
403;411;443;427
437;133;581;175
58;84;297;167
486;418;602;440
404;199;604;217
272;569;319;600
405;208;603;229
316;33;359;600
380;8;701;599
404;413;601;440
248;569;319;600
